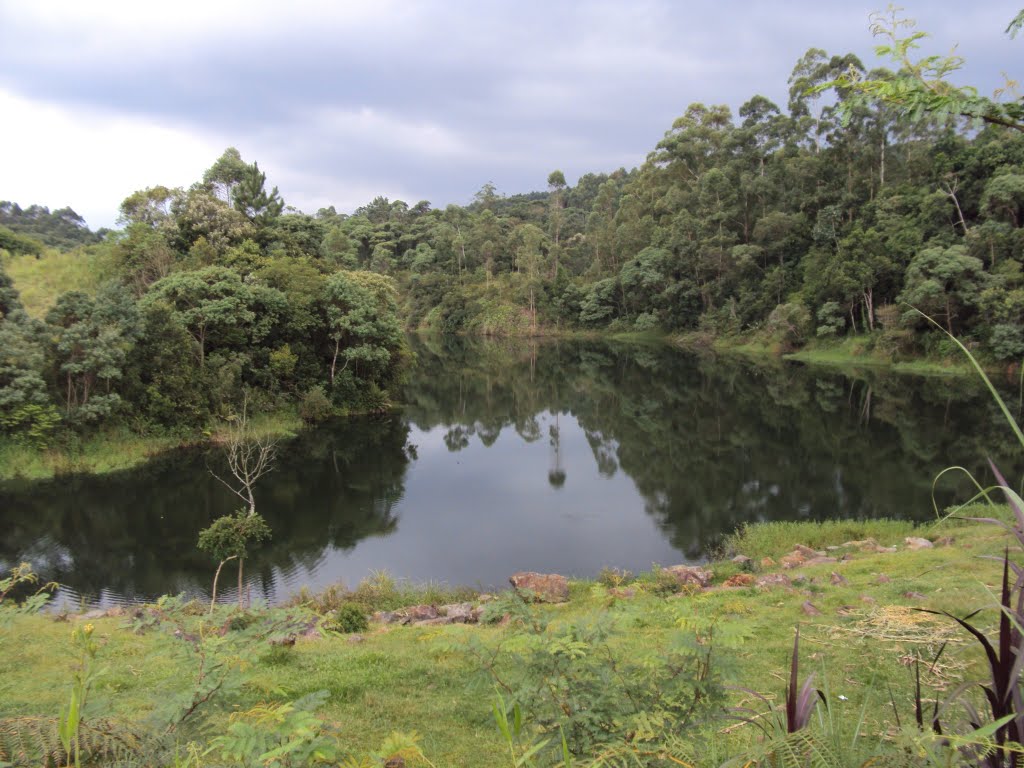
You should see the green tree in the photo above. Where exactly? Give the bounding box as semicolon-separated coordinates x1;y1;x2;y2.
232;162;285;227
899;244;990;333
321;271;404;391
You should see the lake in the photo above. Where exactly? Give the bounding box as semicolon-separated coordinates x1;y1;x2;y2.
1;336;1017;608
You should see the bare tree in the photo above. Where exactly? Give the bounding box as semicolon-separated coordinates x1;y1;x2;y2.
209;394;277;516
205;393;277;608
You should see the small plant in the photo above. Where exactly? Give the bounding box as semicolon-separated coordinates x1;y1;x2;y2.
58;622;100;768
197;509;272;611
0;562;56;622
596;567;633;589
323;603;369;634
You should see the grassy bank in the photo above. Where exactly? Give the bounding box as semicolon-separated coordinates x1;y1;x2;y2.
673;330;981;376
0;410;304;483
1;512;1017;766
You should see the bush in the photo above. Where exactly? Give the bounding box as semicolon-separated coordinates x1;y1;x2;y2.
299;385;333;423
766;302;811;348
323;603;368;634
990;323;1024;360
814;301;844;337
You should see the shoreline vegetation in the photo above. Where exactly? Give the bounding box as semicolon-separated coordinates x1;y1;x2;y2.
0;328;989;484
1;512;1017;765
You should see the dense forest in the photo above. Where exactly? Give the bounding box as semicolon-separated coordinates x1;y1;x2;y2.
1;31;1023;448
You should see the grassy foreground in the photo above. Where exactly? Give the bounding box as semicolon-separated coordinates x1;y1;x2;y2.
1;512;1017;766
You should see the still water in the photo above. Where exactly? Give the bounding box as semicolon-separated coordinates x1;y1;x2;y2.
1;337;1018;607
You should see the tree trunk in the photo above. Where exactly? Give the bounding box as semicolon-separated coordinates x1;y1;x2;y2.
238;558;245;609
209;555;238;614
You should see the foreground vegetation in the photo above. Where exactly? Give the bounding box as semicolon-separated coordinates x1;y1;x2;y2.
2;512;1023;767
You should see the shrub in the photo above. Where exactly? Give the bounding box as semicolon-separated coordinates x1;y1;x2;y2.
298;385;333;423
323;603;368;634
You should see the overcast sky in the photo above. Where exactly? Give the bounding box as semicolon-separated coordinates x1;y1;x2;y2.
0;1;1019;229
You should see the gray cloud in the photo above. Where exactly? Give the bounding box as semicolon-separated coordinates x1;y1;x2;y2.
0;1;1019;228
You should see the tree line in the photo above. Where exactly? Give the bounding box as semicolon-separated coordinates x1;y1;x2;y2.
1;17;1022;447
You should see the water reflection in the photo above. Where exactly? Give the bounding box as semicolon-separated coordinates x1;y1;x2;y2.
1;336;1018;606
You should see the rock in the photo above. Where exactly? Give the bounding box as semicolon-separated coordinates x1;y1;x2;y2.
731;555;752;565
860;594;877;604
934;536;955;547
372;611;402;624
509;572;570;603
830;572;849;586
842;538;878;550
478;593;496;602
760;557;777;568
384;757;406;768
347;634;365;644
825;545;840;551
905;537;934;550
663;565;714;588
401;605;439;624
756;573;792;589
802;601;822;616
903;591;926;600
415;616;458;626
79;609;105;620
441;602;475;623
104;606;126;618
804;556;838;566
874;545;897;554
609;587;637;598
875;574;891;584
780;554;805;569
723;573;755;587
794;544;823;558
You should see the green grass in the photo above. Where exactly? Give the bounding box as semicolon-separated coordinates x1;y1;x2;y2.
1;514;1015;766
3;248;116;319
783;335;973;376
0;410;304;482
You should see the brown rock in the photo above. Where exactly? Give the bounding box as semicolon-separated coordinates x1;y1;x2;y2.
384;757;406;768
903;591;926;600
441;602;475;622
723;573;756;587
794;544;823;558
805;556;839;566
802;601;822;616
875;574;891;584
662;565;714;588
401;605;439;624
874;545;897;554
830;572;849;586
904;537;934;550
860;594;877;604
843;537;878;550
780;553;805;569
731;555;752;565
756;573;792;589
510;572;570;603
609;587;637;598
415;616;458;626
372;611;402;624
760;557;776;568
